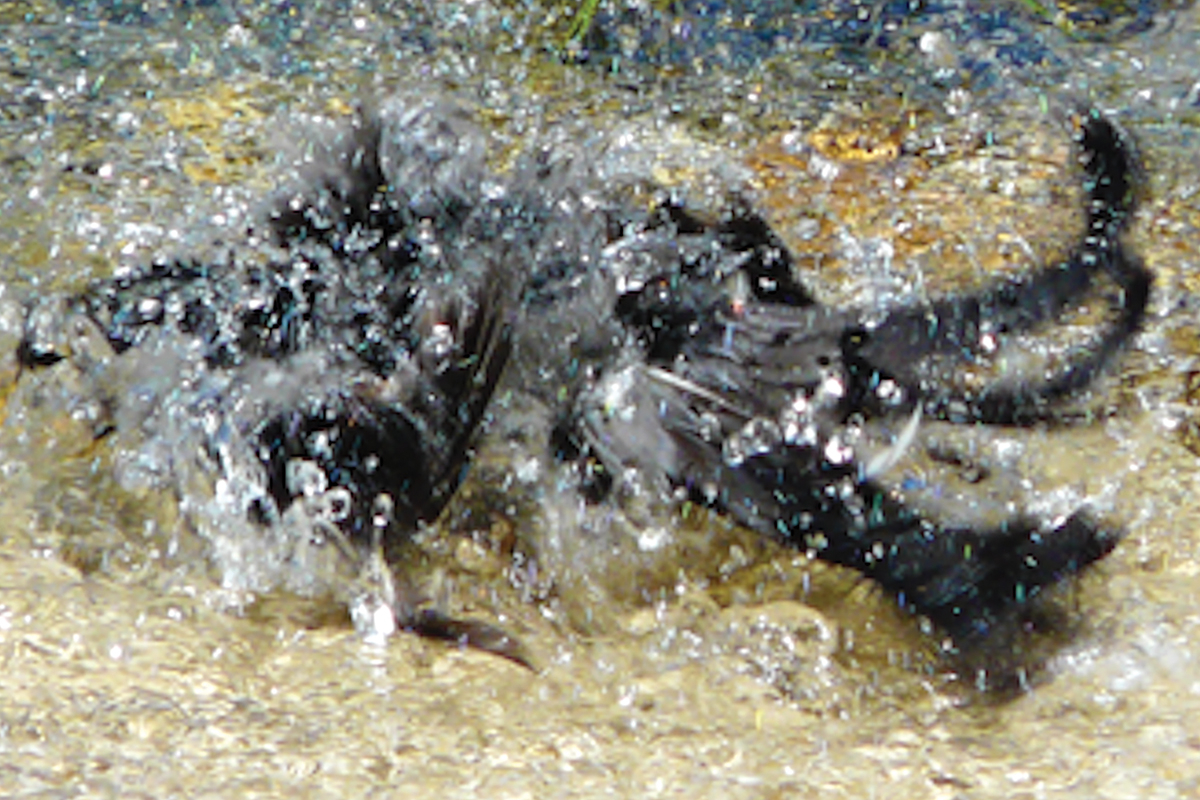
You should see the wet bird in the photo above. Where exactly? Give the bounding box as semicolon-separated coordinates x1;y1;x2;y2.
14;98;1147;669
574;110;1147;646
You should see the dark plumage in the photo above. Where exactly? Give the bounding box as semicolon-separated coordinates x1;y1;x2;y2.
14;100;1147;666
578;110;1147;643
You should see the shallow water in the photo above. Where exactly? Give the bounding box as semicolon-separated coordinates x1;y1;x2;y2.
2;1;1200;797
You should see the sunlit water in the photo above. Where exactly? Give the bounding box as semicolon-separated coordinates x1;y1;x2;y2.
2;1;1200;797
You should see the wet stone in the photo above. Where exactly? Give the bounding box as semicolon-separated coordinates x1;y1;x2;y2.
746;101;1084;307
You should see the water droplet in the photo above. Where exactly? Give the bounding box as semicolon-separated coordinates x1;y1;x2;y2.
723;417;781;467
285;458;328;497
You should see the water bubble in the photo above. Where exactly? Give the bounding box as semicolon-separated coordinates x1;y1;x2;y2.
637;526;671;552
372;493;395;530
350;593;396;645
285;458;328;497
307;430;333;459
136;297;163;323
422;321;456;362
324;487;353;522
873;378;905;406
697;411;723;442
823;436;854;466
723;417;781;467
